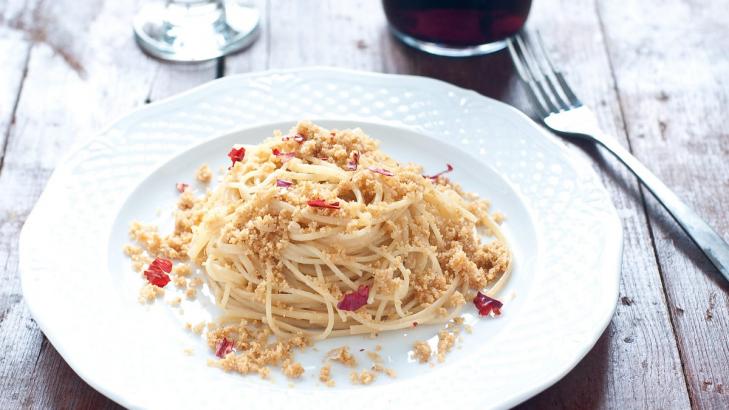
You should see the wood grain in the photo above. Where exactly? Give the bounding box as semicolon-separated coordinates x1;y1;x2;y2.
223;0;268;74
0;28;28;162
0;3;46;408
147;59;219;103
267;0;384;71
598;0;729;407
23;340;118;409
0;4;32;166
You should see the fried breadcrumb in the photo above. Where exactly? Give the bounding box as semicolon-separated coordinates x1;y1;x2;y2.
413;341;431;364
437;330;456;363
282;359;305;379
350;369;376;385
196;164;213;183
319;363;335;386
327;346;357;367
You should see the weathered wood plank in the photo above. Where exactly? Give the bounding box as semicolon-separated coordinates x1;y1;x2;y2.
598;0;729;407
0;5;32;166
0;3;43;408
0;28;29;161
227;0;381;73
147;59;219;102
221;0;268;74
23;340;116;409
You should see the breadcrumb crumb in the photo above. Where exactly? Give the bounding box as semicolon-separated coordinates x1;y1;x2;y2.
138;283;164;303
173;264;191;277
189;277;204;288
350;369;376;385
173;276;187;288
192;322;205;335
282;359;305;379
196;164;213;183
492;212;506;224
327;346;357;367
437;331;456;363
319;363;333;385
185;288;197;299
123;244;143;258
371;363;397;378
413;341;431;364
366;351;382;363
125;244;152;272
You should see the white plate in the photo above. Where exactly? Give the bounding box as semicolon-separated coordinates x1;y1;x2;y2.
20;68;622;410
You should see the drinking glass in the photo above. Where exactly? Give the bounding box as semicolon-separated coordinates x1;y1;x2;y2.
133;0;260;62
383;0;532;57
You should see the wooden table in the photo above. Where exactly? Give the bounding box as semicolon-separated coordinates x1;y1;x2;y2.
1;0;727;408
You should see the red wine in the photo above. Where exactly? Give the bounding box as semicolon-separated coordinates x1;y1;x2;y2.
383;0;532;47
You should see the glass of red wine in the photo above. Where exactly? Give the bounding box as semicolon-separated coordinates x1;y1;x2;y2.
383;0;532;57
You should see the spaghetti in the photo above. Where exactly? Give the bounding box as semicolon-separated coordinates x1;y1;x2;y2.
186;121;512;341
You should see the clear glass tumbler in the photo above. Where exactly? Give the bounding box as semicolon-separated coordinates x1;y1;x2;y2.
133;0;260;62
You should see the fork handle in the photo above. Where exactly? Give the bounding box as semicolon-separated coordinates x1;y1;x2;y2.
596;135;729;283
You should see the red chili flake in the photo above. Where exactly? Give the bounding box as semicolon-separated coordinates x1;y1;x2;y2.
228;147;246;166
307;199;340;209
144;269;170;287
150;257;173;273
276;179;293;188
143;257;173;287
272;148;296;162
346;151;360;171
215;338;235;358
473;291;503;317
176;183;189;193
412;322;418;327
367;166;394;177
337;285;370;311
282;133;306;143
425;164;454;180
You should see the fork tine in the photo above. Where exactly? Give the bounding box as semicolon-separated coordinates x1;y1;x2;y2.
515;32;561;113
514;33;565;113
507;36;550;117
525;32;573;110
534;32;581;107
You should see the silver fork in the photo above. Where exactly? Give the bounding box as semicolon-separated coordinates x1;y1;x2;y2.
508;31;729;284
